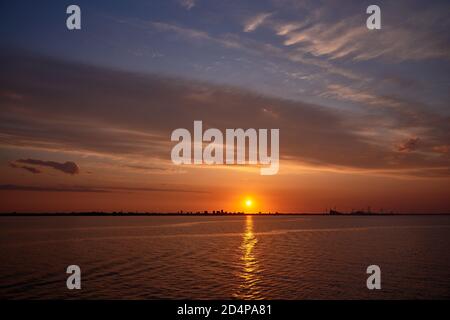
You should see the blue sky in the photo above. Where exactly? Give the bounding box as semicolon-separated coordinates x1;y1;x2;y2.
2;0;449;108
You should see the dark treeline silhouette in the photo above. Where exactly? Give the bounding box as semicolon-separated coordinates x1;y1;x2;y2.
0;211;280;216
0;210;448;216
328;206;396;215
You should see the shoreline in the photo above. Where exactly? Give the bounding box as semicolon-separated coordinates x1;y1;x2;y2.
0;213;449;217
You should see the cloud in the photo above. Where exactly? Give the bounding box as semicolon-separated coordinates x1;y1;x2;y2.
179;0;196;10
107;186;210;193
275;22;305;36
0;184;108;193
243;13;272;32
148;21;246;51
433;145;450;154
320;82;448;131
15;159;79;175
9;162;41;174
0;184;209;194
116;17;365;82
397;138;420;152
0;50;448;177
124;164;169;171
272;2;450;61
1;90;23;101
151;21;210;41
321;84;381;105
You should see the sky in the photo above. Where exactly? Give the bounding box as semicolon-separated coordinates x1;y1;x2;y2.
0;0;449;213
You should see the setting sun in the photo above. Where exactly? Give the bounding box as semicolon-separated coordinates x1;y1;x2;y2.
243;197;255;213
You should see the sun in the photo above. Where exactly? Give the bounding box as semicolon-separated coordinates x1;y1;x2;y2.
240;195;258;213
243;197;255;212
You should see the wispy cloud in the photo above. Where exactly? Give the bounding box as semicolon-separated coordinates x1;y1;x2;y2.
0;184;108;193
274;22;305;36
178;0;196;10
148;21;246;50
272;5;450;61
138;18;365;82
397;138;420;152
9;162;41;174
243;13;272;32
0;184;210;194
15;159;79;175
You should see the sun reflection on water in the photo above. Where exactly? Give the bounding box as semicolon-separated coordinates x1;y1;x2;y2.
233;215;263;299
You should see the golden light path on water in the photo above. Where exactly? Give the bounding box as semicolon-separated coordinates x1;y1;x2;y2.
233;215;262;299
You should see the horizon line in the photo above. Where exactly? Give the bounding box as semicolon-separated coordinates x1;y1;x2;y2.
1;212;450;216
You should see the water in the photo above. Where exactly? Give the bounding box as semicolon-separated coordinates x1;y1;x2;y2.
0;215;449;299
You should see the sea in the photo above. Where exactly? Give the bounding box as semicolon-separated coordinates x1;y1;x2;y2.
0;215;449;299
